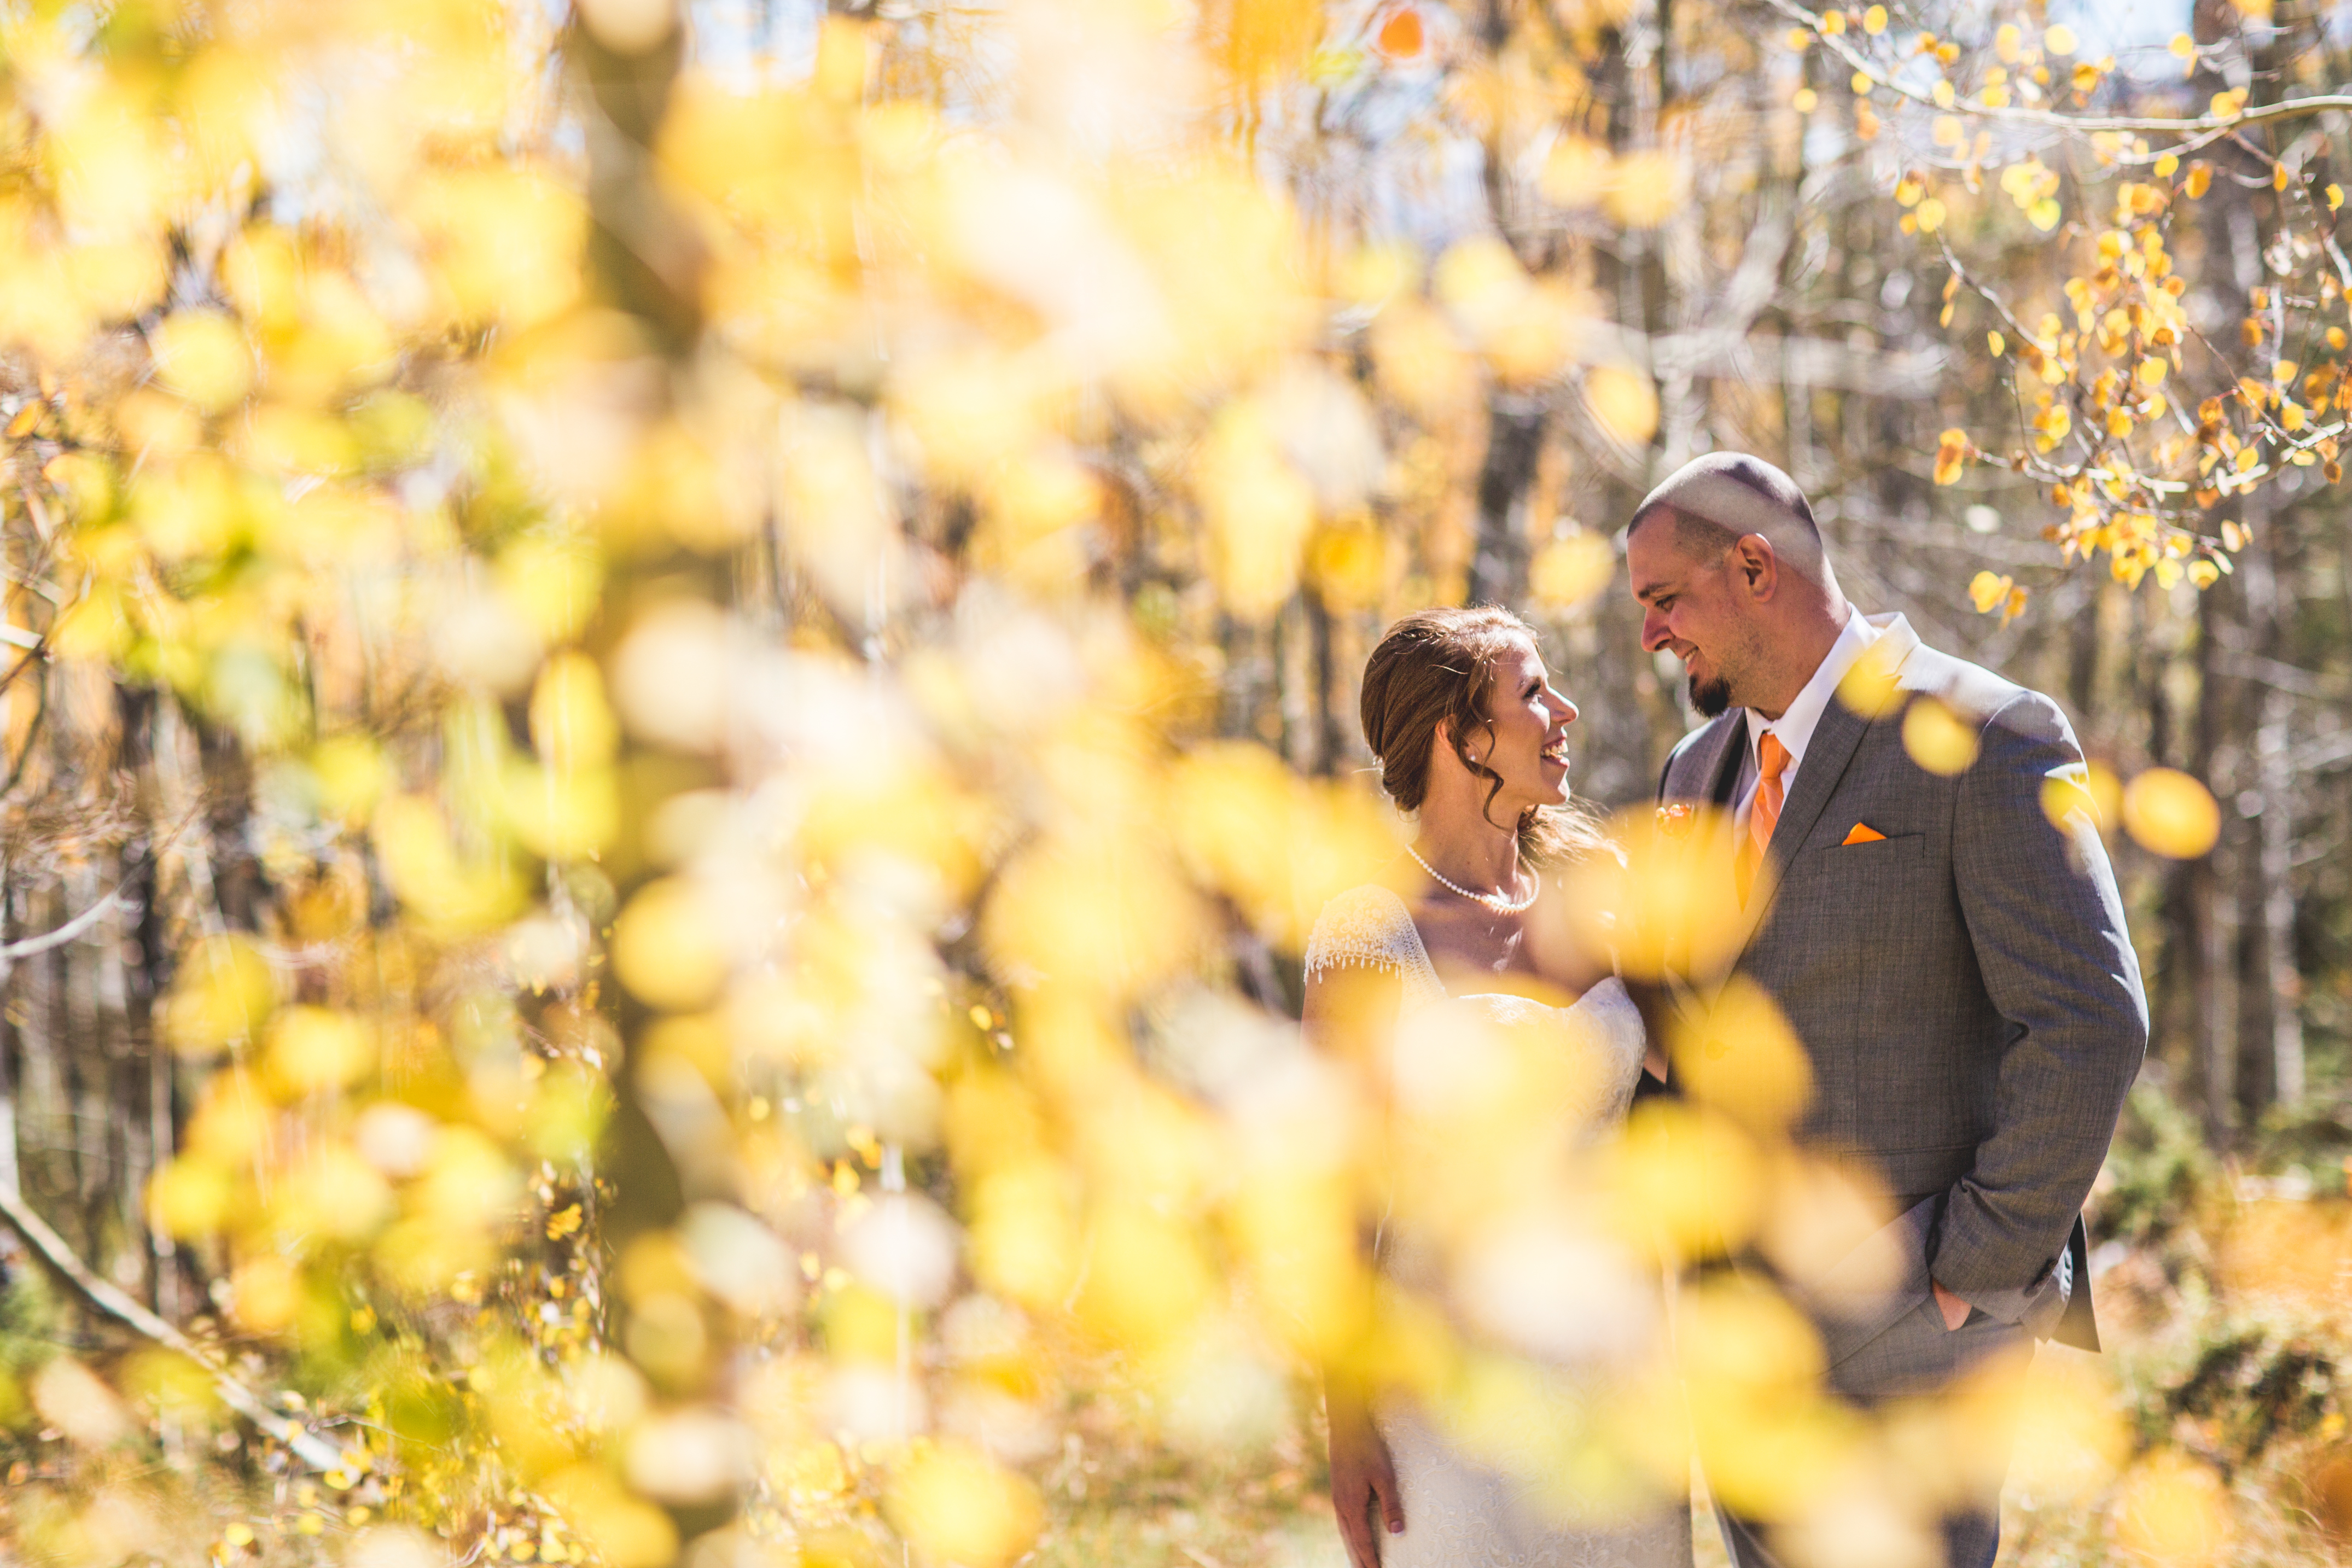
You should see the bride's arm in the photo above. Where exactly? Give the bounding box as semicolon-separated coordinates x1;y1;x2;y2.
1303;964;1406;1567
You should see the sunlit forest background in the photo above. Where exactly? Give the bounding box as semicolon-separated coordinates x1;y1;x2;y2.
2;0;2351;1565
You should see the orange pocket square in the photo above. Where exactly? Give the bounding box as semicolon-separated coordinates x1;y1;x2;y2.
1842;823;1888;845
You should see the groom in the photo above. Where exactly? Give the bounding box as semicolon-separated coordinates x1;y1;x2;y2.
1627;453;2147;1567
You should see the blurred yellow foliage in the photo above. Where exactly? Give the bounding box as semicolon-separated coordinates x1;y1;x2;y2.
2121;766;2221;858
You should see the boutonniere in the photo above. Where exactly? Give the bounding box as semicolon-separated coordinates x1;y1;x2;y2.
1655;801;1695;839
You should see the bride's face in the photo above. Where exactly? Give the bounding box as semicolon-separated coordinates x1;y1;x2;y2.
1453;640;1580;815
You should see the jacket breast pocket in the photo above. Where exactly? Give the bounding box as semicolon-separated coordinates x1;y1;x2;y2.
1797;832;1929;870
1780;832;1931;909
1820;831;1926;863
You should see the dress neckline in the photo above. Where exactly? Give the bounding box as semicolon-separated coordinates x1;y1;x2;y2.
1395;894;1614;1020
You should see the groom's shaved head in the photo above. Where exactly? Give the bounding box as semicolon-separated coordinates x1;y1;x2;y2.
1627;452;1853;721
1626;453;1831;588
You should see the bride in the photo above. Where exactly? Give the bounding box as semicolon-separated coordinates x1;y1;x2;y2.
1306;605;1690;1568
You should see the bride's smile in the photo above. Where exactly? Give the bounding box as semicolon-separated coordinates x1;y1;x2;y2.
1469;642;1580;813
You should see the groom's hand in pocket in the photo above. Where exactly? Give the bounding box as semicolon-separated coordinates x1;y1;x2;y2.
1932;1279;1972;1331
1326;1386;1404;1566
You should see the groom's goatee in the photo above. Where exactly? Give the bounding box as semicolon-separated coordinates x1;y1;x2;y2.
1691;674;1731;717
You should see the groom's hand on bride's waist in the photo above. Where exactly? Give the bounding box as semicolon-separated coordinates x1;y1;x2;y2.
1931;1279;1972;1332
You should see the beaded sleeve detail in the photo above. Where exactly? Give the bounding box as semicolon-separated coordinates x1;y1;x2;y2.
1302;885;1448;1016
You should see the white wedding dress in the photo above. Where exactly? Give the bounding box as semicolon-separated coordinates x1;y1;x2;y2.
1307;885;1692;1568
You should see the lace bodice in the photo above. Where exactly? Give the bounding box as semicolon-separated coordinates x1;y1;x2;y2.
1304;883;1452;1015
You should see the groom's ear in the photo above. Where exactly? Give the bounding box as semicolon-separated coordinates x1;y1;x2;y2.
1732;534;1780;601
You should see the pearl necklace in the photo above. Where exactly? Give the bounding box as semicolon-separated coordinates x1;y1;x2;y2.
1407;845;1539;915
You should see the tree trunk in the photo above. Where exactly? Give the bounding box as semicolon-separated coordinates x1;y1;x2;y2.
2188;585;2234;1143
1469;397;1547;606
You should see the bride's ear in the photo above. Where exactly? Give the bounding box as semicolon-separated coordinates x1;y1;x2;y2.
1431;718;1477;776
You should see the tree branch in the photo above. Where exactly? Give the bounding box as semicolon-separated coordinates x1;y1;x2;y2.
0;886;128;969
0;1181;345;1472
1766;0;2352;162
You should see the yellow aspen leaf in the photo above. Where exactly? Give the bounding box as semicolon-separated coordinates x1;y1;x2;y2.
2282;402;2307;431
2273;163;2291;193
1916;196;1948;232
1529;533;1615;608
2186;162;2212;198
2121;770;2221;859
1932;81;1957;110
1903;698;1981;776
1988;330;2006;357
2274;359;2299;383
2136;357;2167;387
2169;33;2195;58
2045;24;2077;54
152;310;254;413
2221;519;2248;550
1862;4;1888;32
888;1444;1044;1568
1933;428;1970;485
1967;570;2012;613
1852;71;1873;93
2155;152;2180;177
1895;174;1924;207
1586;365;1660;444
1820;9;1847;34
2330;184;2344;212
2328;327;2347;350
1995;24;2022;61
2210;89;2245;118
1785;27;1812;49
2186;559;2220;589
1792;87;1819;113
1937;40;1961;64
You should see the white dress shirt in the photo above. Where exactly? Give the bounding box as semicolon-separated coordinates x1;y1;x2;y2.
1731;607;1885;838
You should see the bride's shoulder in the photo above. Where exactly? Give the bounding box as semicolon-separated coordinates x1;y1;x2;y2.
1303;882;1422;981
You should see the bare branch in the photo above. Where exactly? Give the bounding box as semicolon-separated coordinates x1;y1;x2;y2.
0;1182;346;1472
0;886;127;967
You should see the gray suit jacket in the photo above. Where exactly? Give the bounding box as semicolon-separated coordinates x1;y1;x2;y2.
1656;614;2146;1354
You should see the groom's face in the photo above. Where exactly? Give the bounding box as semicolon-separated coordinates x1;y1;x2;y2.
1629;521;1757;718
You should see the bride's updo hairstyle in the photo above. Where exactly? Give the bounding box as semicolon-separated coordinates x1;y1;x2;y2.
1360;605;1609;868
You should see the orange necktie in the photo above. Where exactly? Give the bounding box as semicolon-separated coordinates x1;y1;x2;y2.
1737;732;1791;906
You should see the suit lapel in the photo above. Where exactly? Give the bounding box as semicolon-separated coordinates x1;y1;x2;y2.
1665;712;1745;807
1700;717;1744;808
1707;615;1923;990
